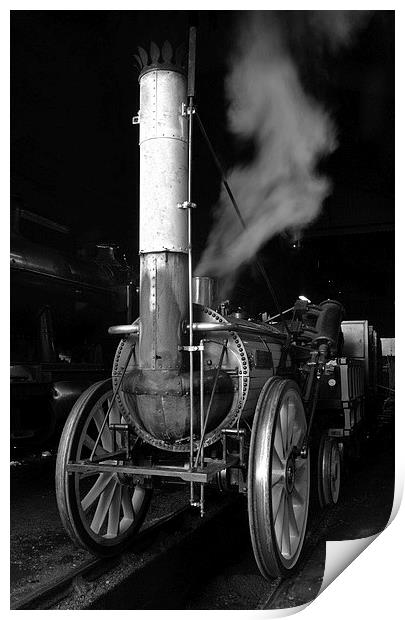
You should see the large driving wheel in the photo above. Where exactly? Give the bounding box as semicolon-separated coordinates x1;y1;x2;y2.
248;377;310;579
56;379;151;556
318;434;341;508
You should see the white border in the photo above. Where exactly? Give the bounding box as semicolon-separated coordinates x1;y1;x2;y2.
4;4;401;619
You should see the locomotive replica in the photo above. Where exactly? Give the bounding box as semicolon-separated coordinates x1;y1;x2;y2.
11;205;136;448
55;31;380;579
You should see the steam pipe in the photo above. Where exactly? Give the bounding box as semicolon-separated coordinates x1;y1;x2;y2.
187;321;287;339
267;306;295;322
187;26;197;503
188;99;195;476
199;338;204;469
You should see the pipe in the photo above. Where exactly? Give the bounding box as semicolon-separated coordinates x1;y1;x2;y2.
187;27;197;502
267;306;295;322
187;321;287;339
199;339;204;468
192;276;217;308
108;324;139;336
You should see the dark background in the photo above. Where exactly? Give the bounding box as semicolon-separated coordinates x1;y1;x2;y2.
11;10;394;335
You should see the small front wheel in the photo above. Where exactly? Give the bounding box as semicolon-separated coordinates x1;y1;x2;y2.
55;379;151;556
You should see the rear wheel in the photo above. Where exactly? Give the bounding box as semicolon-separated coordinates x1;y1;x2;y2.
318;434;341;508
248;377;310;579
56;379;151;556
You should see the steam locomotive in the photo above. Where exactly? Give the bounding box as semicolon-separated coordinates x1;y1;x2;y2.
55;34;381;579
11;206;137;449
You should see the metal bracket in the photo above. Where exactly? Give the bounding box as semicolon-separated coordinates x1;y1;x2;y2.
177;201;197;210
132;112;140;125
181;102;196;117
179;345;204;352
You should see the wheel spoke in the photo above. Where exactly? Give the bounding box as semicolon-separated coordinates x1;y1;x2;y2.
287;494;299;537
79;471;101;480
274;488;286;548
272;479;285;534
272;472;284;488
90;478;117;534
132;485;146;513
81;472;114;512
272;446;284;472
274;415;285;460
294;460;307;483
82;435;109;458
107;484;122;538
280;403;289;455
93;408;113;452
292;485;304;506
281;495;291;557
107;399;122;449
120;486;135;534
285;401;289;453
287;401;296;447
107;398;121;425
292;418;305;449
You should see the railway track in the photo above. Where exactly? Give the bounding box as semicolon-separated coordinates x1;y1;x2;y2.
11;504;191;610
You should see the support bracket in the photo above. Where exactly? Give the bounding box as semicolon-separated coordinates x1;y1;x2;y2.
177;201;196;210
181;102;196;117
179;344;204;352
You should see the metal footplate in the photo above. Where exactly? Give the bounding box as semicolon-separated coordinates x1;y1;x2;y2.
67;455;239;483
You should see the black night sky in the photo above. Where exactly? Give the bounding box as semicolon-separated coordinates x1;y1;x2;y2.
11;11;395;335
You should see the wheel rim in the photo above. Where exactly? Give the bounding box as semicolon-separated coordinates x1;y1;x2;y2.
72;388;146;545
271;388;309;564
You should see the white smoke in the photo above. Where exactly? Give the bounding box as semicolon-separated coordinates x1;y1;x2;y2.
196;11;369;291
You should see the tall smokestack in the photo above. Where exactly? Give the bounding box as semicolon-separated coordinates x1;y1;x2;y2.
124;42;193;444
137;44;188;372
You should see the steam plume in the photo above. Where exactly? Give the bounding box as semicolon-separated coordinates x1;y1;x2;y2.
196;11;369;292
